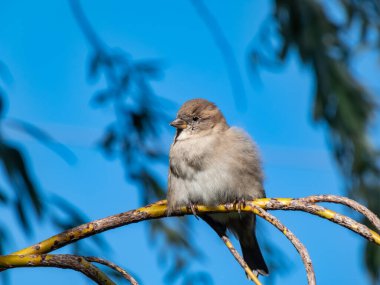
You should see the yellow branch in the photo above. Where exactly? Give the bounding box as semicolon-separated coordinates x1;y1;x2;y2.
1;196;379;283
9;198;380;257
224;236;263;284
0;254;115;285
214;230;262;284
300;195;380;231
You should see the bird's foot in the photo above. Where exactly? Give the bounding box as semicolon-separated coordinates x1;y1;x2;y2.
234;198;246;216
187;203;199;220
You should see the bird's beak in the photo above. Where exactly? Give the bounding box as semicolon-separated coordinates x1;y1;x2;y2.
170;118;187;129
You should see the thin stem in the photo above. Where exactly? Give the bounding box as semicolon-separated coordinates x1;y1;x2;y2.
252;206;315;285
203;215;262;284
219;233;263;285
85;256;139;285
300;195;380;231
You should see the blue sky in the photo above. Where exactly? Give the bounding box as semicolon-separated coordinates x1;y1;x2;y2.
0;1;378;284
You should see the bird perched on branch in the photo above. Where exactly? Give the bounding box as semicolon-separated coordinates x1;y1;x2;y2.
167;98;269;276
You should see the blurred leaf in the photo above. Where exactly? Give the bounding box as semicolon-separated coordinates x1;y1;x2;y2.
100;127;117;156
88;52;103;80
51;194;87;224
0;224;10;255
0;141;44;218
14;197;31;234
91;89;115;106
5;118;77;164
164;256;187;283
251;0;380;280
120;73;130;90
0;58;109;285
135;60;163;79
0;190;8;204
0;89;4;117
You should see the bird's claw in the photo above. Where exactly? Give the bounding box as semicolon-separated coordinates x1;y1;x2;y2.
234;198;246;216
187;203;199;220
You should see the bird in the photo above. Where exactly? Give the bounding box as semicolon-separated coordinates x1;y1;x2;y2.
167;98;269;276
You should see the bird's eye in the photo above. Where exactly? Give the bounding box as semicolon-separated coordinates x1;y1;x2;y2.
192;116;199;122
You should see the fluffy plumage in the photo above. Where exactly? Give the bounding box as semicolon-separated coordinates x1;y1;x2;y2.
167;98;268;276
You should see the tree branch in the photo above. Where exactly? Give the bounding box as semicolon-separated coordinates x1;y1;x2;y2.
0;254;115;285
299;195;380;231
252;205;315;285
218;233;262;285
253;199;380;245
11;197;378;258
85;256;139;285
204;217;262;285
1;196;379;283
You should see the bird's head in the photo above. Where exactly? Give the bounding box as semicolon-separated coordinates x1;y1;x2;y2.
170;98;228;140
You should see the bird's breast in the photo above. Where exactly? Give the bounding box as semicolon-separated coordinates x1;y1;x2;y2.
170;135;216;179
169;135;237;206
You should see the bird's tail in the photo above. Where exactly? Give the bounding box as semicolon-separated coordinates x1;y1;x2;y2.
238;221;269;276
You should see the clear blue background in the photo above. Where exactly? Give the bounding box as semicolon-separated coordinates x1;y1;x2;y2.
0;1;379;284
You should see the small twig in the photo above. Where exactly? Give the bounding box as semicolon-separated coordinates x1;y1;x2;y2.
250;199;380;244
0;254;115;285
202;214;262;284
300;195;380;231
85;256;139;285
5;118;77;164
251;205;316;285
218;233;262;285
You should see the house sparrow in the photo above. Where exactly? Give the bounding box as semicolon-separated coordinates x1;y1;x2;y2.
167;98;269;276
